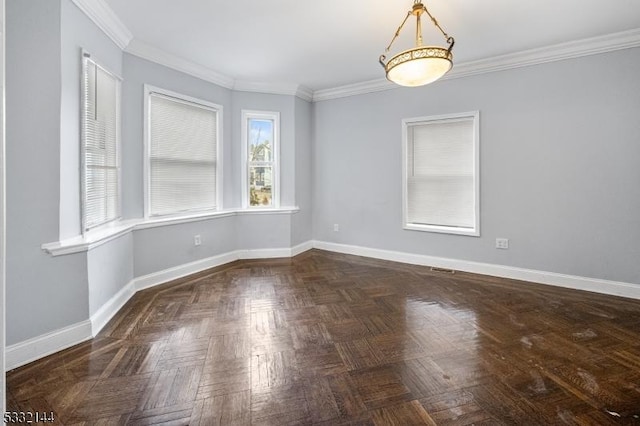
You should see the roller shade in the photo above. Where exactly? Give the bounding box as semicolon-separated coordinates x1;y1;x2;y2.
406;116;476;229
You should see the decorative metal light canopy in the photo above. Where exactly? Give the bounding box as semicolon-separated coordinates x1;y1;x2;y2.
379;0;455;87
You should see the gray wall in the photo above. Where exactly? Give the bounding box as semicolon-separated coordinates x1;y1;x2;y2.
292;97;313;245
6;0;90;344
59;0;122;240
133;217;237;277
125;60;305;275
236;213;291;251
7;0;311;347
122;54;239;279
59;0;131;322
8;0;637;353
230;91;296;209
87;233;133;315
121;53;233;218
313;48;640;285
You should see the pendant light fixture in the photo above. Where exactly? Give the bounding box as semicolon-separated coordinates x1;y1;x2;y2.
379;0;455;87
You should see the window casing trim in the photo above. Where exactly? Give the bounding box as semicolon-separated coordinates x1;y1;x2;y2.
401;111;480;237
143;84;224;219
240;110;280;209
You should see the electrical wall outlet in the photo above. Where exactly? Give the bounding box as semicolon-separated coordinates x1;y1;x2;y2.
496;238;509;249
194;235;202;246
333;224;339;232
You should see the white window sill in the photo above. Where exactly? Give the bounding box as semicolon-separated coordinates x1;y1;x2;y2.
42;206;300;256
135;210;237;230
236;207;299;216
403;223;480;237
42;220;138;256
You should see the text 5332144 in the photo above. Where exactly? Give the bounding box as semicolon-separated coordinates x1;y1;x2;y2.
4;411;55;423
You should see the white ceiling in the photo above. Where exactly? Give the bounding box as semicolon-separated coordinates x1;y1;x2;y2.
104;0;640;91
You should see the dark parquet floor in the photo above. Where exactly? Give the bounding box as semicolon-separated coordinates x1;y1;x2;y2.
7;249;640;425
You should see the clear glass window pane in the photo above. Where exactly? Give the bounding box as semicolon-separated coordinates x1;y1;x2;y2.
249;166;272;206
249;119;273;162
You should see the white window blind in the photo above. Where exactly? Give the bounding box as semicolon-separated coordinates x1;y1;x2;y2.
148;93;218;216
404;113;479;235
82;57;120;231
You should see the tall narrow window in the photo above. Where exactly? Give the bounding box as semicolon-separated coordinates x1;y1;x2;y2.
82;54;121;231
242;111;280;208
403;111;480;236
145;86;221;217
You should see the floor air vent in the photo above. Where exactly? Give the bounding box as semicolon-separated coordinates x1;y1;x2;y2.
430;267;456;274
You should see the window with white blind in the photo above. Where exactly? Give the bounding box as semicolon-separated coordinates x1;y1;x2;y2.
241;110;280;208
81;54;121;231
145;86;221;217
402;111;479;236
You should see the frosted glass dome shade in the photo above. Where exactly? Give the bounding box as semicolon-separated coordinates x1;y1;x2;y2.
385;46;452;87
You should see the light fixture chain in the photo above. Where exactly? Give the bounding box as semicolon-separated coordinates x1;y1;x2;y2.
422;6;450;41
384;11;412;53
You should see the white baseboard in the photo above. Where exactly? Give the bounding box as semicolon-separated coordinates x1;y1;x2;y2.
90;281;135;336
6;243;317;371
11;238;635;372
292;240;314;256
238;241;315;259
6;321;92;371
313;240;640;300
133;251;239;292
238;248;292;259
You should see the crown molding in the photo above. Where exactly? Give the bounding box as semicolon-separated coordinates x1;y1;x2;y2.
295;86;314;103
233;81;314;102
69;0;311;98
447;28;640;81
234;80;298;96
70;0;132;50
126;40;314;100
313;28;640;102
125;39;235;89
312;79;394;102
69;0;640;103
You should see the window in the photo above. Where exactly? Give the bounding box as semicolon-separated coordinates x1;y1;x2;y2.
81;53;121;231
145;86;222;217
241;110;280;208
403;111;479;236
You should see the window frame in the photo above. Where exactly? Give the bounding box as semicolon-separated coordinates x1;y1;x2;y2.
80;51;122;233
241;110;280;209
143;84;223;219
402;111;480;237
